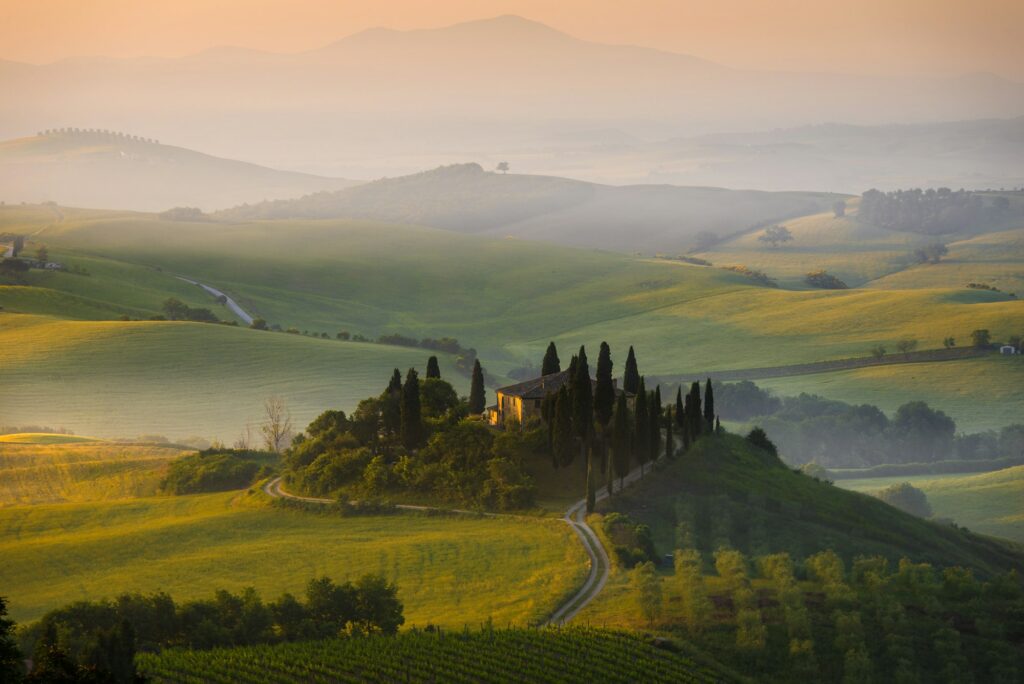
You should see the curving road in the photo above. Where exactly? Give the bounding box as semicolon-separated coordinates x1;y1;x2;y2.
264;459;650;625
176;276;254;325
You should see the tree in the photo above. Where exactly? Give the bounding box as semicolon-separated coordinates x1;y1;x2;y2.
943;337;956;348
594;342;615;428
758;224;793;248
703;378;715;429
665;405;675;459
611;393;632;487
674;550;712;632
875;482;933;518
250;318;268;330
400;368;423;449
35;244;48;263
541;342;560;375
746;427;777;457
0;596;22;683
648;387;661;466
634;378;649;472
419;378;459;418
971;329;991;348
425;356;441;379
623;346;639;394
552;386;575;468
913;242;948;264
468;360;486;414
833;199;847;217
261;396;293;452
895;339;918;355
632;561;662;626
687;382;703;440
572;347;595;509
870;345;887;360
496;161;509;174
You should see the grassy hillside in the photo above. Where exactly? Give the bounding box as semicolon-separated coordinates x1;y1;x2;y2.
838;466;1024;543
0;314;468;440
137;627;728;683
757;356;1024;433
215;162;840;253
0;438;189;505
0;490;586;626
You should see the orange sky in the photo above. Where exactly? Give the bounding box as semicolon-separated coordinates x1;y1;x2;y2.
2;0;1022;79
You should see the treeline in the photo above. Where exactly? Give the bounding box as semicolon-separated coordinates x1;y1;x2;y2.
160;297;220;323
160;449;275;495
712;380;1024;468
859;187;1016;235
630;547;1023;682
38;128;159;144
5;575;403;682
285;359;535;510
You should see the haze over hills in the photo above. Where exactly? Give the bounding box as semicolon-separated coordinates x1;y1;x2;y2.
0;130;358;211
2;15;1022;183
217;162;840;253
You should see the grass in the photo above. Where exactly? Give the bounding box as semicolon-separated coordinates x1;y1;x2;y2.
0;490;587;627
837;466;1024;543
0;313;468;441
756;356;1024;432
0;439;190;505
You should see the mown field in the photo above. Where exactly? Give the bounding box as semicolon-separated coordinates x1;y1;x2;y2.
838;466;1024;543
0;490;587;627
0;435;190;505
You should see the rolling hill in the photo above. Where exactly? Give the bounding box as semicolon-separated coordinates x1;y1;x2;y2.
0;130;358;211
215;162;841;253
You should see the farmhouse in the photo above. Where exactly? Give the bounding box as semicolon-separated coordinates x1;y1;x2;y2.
487;370;631;426
1000;345;1018;355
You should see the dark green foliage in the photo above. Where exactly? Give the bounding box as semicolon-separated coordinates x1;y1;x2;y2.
634;378;649;469
713;381;782;421
594;342;615;428
400;368;423;449
418;378;460;419
161;449;270;494
387;368;402;394
612;393;632;486
971;328;991;348
468;360;486;414
860;187;1018;235
874;482;933;518
541;342;560;376
703;379;714;428
0;596;22;683
665;406;675;460
161;297;219;323
745;427;778;458
675;388;684;428
648;386;662;466
686;382;703;442
552;386;575;469
804;270;849;289
425;356;441;379
571;346;593;442
602;512;657;568
623;346;639;395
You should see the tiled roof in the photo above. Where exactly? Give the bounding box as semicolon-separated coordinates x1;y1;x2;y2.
496;370;572;400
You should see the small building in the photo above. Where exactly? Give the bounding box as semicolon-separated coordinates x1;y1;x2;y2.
487;370;631;427
1000;345;1018;355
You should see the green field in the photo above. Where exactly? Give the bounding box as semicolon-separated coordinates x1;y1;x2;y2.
0;490;586;626
0;437;190;505
837;466;1024;542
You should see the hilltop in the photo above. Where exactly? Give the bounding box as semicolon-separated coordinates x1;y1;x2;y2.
0;130;358;211
216;163;840;252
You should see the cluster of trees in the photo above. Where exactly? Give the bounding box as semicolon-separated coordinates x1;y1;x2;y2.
600;512;656;568
38;128;159;144
284;359;533;510
634;547;1023;681
758;225;793;248
719;265;778;287
537;342;720;511
160;449;273;495
860;187;1016;235
5;576;403;682
158;207;208;222
804;270;849;289
161;297;220;323
911;242;949;264
874;482;933;518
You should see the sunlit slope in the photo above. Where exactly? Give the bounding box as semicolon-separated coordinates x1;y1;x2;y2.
0;314;467;440
757;356;1024;433
0;491;586;626
28;212;1022;373
0;438;189;505
838;466;1024;543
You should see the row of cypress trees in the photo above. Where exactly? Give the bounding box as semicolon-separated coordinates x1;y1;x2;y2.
540;342;719;511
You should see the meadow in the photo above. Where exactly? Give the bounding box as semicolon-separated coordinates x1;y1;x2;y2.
837;466;1024;543
0;436;190;505
0;490;587;627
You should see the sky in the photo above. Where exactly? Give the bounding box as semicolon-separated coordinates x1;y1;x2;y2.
1;0;1022;80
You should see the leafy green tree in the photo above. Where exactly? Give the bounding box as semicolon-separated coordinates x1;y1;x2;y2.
971;329;991;348
0;596;22;683
353;574;404;635
874;482;932;518
870;345;887;360
250;318;268;330
419;378;459;418
541;342;560;375
714;549;749;591
674;550;711;633
611;392;632;487
468;360;486;414
758;224;793;248
632;561;663;626
400;368;423;449
623;346;640;394
745;427;778;458
425;356;441;379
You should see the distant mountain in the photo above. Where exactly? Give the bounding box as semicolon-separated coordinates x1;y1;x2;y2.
2;15;1021;181
0;130;358;211
216;163;840;253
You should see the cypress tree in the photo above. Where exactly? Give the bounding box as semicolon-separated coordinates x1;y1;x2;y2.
382;368;403;435
623;346;640;394
634;377;649;473
648;387;661;466
553;386;575;468
704;378;715;428
715;416;722;435
387;368;402;394
541;342;561;375
468;359;486;414
689;381;703;439
612;392;632;488
426;356;441;379
675;387;685;428
682;392;693;451
572;346;594;498
665;405;675;459
541;394;557;466
594;342;615;428
400;368;423;449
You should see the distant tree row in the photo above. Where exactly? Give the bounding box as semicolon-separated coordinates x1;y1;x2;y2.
38;128;159;144
161;297;220;323
859;187;1016;235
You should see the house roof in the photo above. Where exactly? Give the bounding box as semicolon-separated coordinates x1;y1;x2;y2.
496;370;631;400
